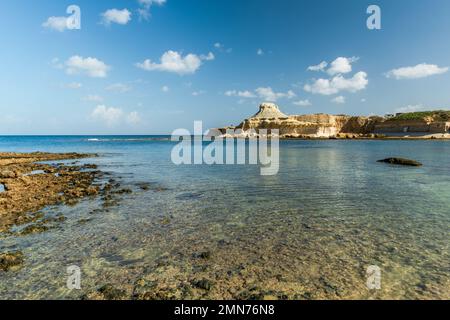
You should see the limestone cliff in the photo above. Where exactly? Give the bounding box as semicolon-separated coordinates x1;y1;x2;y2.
221;103;381;138
216;103;450;138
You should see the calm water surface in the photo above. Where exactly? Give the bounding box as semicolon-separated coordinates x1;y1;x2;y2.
0;136;449;299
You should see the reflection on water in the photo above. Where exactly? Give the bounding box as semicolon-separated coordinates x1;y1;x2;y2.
0;137;449;299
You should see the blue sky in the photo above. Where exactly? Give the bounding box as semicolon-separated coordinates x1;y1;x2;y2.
1;0;450;134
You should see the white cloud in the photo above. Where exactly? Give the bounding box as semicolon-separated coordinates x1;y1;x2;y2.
42;16;70;32
0;114;30;126
327;57;358;75
126;111;141;125
192;90;205;96
293;99;312;106
138;0;166;21
65;56;110;78
225;90;256;98
307;61;328;72
138;0;167;6
200;52;215;61
106;83;131;93
307;57;358;75
225;88;295;101
394;105;449;113
101;9;132;26
331;96;346;104
257;49;264;56
136;50;211;75
304;71;368;95
214;42;232;53
91;105;140;126
386;63;448;80
51;58;64;69
162;85;170;92
395;104;426;113
255;87;296;102
83;95;104;102
305;79;336;95
332;72;368;92
63;82;82;89
91;105;124;126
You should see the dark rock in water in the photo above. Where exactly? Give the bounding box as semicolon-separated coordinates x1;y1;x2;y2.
0;251;24;272
377;158;422;167
193;251;211;260
192;279;213;291
132;279;158;300
192;265;209;273
78;218;92;225
237;286;279;300
176;192;203;200
160;217;171;225
97;284;127;300
115;188;132;195
19;223;50;236
136;182;151;191
82;164;98;170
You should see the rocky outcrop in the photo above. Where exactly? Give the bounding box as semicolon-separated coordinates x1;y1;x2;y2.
0;251;24;272
249;102;288;119
377;158;423;167
0;152;100;233
220;103;382;138
216;103;450;138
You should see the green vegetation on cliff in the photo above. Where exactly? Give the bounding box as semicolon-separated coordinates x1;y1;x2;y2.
391;110;450;121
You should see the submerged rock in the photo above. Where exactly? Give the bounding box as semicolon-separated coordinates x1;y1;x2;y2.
377;158;423;167
19;223;50;236
81;284;127;300
160;217;171;225
192;278;213;291
136;182;151;191
193;251;212;260
115;188;132;195
97;284;127;300
0;251;24;272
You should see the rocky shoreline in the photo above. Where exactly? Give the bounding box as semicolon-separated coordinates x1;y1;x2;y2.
218;132;450;140
0;152;169;278
0;152;102;234
283;133;450;140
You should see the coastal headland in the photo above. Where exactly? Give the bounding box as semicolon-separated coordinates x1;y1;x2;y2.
216;103;450;140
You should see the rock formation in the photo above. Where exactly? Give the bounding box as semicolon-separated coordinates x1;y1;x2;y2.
377;158;423;167
219;103;382;138
217;103;450;138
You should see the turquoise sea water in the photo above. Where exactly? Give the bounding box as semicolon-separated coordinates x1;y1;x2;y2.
0;136;449;299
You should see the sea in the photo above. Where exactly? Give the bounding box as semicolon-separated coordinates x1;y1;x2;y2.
0;136;449;299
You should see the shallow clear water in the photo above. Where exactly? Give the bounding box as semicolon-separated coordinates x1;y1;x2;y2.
0;136;449;299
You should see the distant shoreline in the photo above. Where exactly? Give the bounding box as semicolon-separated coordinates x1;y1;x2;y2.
280;134;450;140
